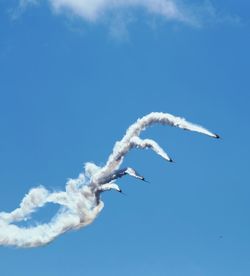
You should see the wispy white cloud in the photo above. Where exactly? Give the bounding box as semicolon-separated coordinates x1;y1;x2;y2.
20;0;195;25
17;0;240;36
183;0;241;27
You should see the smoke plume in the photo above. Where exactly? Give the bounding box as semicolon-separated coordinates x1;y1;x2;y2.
0;112;218;248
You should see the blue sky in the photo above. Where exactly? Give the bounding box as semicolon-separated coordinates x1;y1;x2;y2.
0;0;250;275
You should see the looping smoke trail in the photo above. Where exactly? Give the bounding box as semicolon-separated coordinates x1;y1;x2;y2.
0;112;218;248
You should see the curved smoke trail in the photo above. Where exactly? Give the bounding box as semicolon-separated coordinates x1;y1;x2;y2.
0;112;218;248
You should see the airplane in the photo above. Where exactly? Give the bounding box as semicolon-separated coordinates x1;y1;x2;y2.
100;167;149;184
95;183;123;204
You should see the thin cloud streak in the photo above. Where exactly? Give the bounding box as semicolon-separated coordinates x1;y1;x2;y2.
20;0;197;25
17;0;240;33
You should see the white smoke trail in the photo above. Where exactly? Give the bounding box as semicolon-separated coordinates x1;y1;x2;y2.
0;112;218;248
